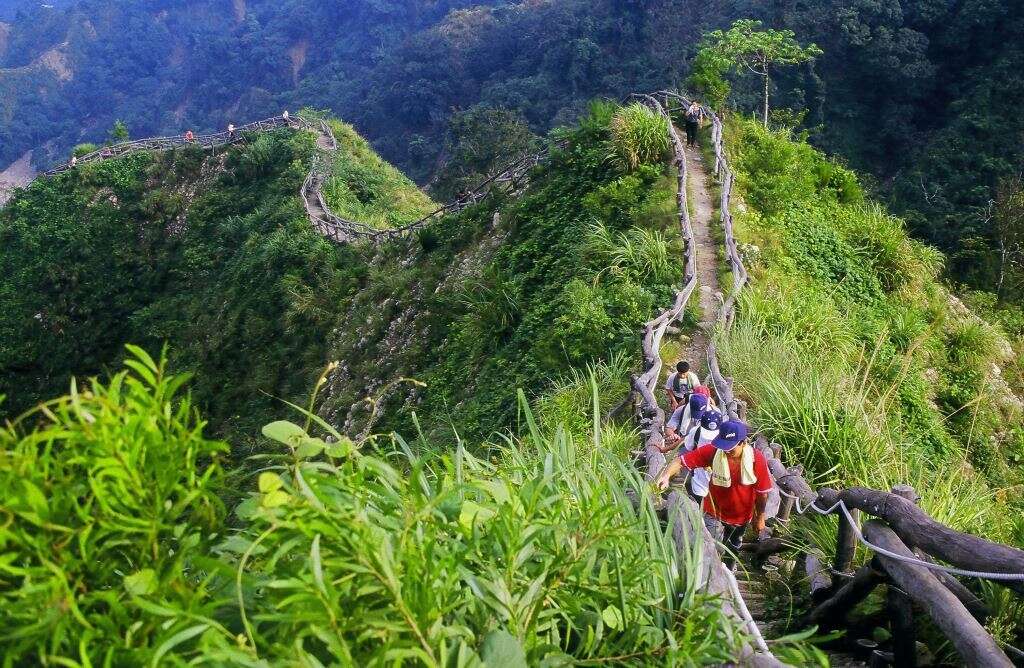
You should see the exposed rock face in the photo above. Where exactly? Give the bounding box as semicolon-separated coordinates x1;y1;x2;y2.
0;150;35;206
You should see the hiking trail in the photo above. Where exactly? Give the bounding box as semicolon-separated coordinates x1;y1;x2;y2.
680;140;720;367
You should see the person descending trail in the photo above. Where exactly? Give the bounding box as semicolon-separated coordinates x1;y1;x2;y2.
662;386;713;449
665;360;700;411
185;130;195;143
656;419;772;568
684;101;706;148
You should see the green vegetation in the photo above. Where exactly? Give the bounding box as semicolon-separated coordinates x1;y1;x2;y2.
0;127;365;443
608;103;671;171
688;19;821;124
715;117;1024;647
319;102;683;442
321;118;436;229
0;347;751;665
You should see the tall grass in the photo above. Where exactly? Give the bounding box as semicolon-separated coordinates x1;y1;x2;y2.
586;220;675;285
608;103;670;171
0;352;752;665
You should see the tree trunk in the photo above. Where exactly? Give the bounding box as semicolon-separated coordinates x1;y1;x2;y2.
762;72;770;128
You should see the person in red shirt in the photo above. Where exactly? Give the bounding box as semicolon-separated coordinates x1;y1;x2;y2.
655;419;772;567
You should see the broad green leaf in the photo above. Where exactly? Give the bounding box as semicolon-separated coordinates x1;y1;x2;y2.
124;569;157;596
458;500;496;530
262;420;307;447
262;490;291;508
258;472;283;493
295;437;326;459
480;629;526;667
601;605;624;630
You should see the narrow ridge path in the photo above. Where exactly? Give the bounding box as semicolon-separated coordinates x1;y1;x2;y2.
680;140;720;367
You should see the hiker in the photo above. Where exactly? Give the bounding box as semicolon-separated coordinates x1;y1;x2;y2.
70;155;78;168
665;360;700;411
227;123;235;139
185;130;195;143
682;408;723;499
656;419;772;568
684;101;705;148
282;110;290;121
662;387;713;450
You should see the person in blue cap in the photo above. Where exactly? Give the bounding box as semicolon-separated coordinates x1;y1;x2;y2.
661;391;710;451
656;419;772;567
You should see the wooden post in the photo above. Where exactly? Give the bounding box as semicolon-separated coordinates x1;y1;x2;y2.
807;562;885;629
863;521;1012;667
805;553;833;603
834;507;860;581
776;495;795;524
887;585;917;667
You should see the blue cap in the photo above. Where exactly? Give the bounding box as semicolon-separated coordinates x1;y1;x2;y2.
700;409;723;432
688;393;708;416
712;419;748;451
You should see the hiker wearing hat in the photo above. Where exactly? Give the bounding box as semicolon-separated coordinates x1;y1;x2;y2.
664;360;700;412
656;419;772;567
681;408;722;500
662;389;714;451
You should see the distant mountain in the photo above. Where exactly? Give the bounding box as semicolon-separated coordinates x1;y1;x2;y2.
1;0;1023;300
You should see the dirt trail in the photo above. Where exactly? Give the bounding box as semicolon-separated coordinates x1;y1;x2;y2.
680;139;721;376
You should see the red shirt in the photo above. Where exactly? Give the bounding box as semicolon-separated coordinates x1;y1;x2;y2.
681;443;772;526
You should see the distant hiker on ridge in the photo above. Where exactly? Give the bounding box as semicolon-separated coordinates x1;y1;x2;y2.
684;100;706;148
656;419;772;568
227;123;235;138
185;130;195;143
665;360;700;411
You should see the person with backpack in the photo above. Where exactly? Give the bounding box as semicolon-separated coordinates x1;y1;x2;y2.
656;419;772;568
681;408;722;500
665;360;700;412
662;387;714;450
184;130;195;143
684;101;706;148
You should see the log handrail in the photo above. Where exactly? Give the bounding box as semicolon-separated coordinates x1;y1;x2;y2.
31;113;555;245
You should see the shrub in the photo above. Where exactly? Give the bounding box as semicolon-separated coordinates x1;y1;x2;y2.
72;142;99;157
0;347;228;664
734;121;818;216
608;103;670;171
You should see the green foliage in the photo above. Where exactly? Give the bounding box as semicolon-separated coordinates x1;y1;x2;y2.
608;103;670;171
322;107;680;442
0;353;750;664
0;348;228;663
71;142;98;157
720;113;1023;572
320;119;437;229
696;20;821;125
432;105;541;202
107;119;130;143
686;49;731;110
0;128;365;441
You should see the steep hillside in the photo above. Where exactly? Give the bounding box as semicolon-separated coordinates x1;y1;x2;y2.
0;122;431;441
716;116;1024;556
3;0;1023;304
1;104;683;450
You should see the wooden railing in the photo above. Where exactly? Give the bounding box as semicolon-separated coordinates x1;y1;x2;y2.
652;89;1024;667
36;114;553;246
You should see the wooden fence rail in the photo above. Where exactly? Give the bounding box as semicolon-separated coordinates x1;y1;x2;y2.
653;88;1023;666
34;113;554;246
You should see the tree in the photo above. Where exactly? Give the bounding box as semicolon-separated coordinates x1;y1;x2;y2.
696;19;821;127
108;119;129;143
993;174;1024;303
